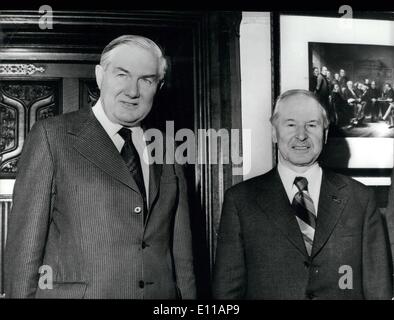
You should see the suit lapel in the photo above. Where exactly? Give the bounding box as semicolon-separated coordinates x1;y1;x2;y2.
311;170;348;257
148;162;162;209
70;107;140;193
256;169;309;257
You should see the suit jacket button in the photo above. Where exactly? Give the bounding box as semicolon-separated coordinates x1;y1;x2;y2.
134;206;142;214
139;281;145;288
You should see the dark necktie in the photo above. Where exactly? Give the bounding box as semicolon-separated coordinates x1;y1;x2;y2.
291;176;317;255
118;127;147;218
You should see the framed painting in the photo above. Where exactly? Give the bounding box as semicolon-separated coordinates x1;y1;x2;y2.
279;13;394;190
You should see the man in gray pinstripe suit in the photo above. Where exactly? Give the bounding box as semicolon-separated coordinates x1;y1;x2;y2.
4;35;196;299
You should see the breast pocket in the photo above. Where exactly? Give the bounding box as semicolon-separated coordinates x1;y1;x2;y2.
336;226;362;237
336;218;363;237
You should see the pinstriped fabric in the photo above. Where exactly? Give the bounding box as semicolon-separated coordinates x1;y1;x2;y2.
4;107;196;299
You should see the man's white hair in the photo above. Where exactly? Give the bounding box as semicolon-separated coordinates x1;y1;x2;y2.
270;89;330;129
99;35;168;81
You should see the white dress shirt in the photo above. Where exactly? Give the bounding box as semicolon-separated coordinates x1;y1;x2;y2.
277;160;323;215
92;100;149;203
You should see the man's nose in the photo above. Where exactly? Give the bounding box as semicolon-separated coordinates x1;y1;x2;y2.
295;126;307;141
125;78;140;98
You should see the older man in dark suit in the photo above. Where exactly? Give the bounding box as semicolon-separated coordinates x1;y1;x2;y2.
5;35;196;299
213;89;392;300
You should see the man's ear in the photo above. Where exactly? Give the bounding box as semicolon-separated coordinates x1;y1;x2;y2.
272;125;278;144
324;128;329;144
95;64;104;90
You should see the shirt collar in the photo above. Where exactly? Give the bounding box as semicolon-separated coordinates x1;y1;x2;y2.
277;158;322;199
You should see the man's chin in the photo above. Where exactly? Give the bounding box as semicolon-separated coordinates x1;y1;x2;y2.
114;112;145;126
288;156;316;167
116;117;143;127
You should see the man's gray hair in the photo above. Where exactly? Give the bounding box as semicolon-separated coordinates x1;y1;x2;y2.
99;35;168;81
270;89;330;129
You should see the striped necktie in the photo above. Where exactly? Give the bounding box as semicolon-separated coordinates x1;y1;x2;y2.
292;176;316;256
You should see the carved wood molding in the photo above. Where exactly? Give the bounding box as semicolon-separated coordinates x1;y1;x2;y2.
0;64;45;76
0;81;59;178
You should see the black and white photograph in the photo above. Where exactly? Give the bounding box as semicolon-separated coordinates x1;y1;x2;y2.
1;5;394;310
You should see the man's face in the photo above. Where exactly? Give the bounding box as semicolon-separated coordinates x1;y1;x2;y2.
272;95;327;172
334;73;340;80
371;82;376;89
313;68;319;76
340;69;345;77
321;67;327;76
95;44;161;127
347;81;353;89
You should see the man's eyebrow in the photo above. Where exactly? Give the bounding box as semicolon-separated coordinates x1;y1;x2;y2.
141;74;159;79
283;119;321;123
113;67;158;79
114;67;130;74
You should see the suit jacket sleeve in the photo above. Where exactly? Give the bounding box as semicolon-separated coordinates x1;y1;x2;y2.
172;163;196;299
383;169;394;297
362;189;393;299
212;189;246;299
5;121;55;298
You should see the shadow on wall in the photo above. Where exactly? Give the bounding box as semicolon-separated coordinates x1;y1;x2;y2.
320;128;392;210
319;126;351;169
